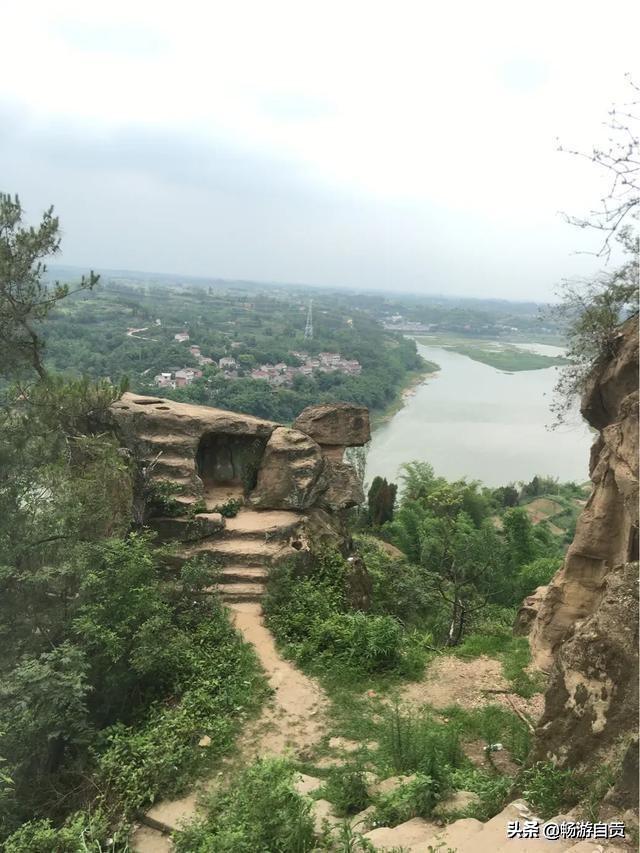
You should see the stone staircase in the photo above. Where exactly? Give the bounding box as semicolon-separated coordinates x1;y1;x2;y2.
169;507;306;603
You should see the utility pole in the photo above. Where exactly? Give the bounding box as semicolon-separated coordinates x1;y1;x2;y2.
304;299;313;340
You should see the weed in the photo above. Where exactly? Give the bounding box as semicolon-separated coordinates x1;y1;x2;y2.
442;704;531;765
449;767;512;820
379;705;463;780
174;758;315;853
373;773;443;825
519;762;586;819
213;498;243;518
322;767;370;816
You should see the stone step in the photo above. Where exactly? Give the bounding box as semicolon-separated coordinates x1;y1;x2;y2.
218;566;269;584
218;582;266;602
220;508;304;540
184;537;291;567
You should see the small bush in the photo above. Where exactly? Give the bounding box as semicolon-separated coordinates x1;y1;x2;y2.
323;767;370;816
265;550;423;678
3;808;125;852
373;773;443;826
379;706;463;782
303;612;406;673
214;498;243;518
519;762;585;819
174;758;315;853
449;767;512;821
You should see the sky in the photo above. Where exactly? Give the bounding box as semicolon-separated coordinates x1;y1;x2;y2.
2;0;638;300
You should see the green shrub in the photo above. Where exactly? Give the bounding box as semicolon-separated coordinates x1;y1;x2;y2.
265;550;422;677
379;706;463;782
214;498;243;518
373;773;443;826
174;758;315;853
96;605;266;812
303;612;405;673
3;808;126;852
355;535;432;625
449;767;512;821
323;768;370;816
519;762;585;819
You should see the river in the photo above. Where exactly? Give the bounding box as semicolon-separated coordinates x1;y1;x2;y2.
365;342;594;488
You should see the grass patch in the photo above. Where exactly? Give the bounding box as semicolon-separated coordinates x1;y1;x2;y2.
440;704;532;766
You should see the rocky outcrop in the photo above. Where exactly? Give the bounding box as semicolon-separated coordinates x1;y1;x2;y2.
107;393;368;602
528;316;638;786
528;317;639;670
293;403;371;446
249;427;325;510
533;562;638;775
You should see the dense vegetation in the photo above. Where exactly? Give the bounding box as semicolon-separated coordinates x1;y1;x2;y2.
39;275;424;422
0;198;268;849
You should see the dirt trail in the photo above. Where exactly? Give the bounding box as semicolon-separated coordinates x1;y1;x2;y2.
230;601;328;759
399;654;544;719
131;602;327;851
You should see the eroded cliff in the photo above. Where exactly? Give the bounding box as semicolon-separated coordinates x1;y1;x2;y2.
527;316;639;789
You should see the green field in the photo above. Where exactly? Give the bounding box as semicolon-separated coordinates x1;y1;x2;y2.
415;335;568;372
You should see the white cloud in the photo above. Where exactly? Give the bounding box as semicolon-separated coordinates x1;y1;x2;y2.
1;0;637;296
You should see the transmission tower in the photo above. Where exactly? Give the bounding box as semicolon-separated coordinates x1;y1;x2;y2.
304;299;313;340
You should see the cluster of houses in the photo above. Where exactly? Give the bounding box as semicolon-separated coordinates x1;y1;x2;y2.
247;351;361;386
154;339;362;390
154;367;203;389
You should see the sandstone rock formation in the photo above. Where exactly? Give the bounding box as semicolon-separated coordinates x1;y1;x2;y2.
293;402;371;446
527;316;638;786
533;562;638;777
249;426;325;510
107;393;367;601
528;317;639;670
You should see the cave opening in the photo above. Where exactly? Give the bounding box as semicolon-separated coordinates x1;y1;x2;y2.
195;432;267;504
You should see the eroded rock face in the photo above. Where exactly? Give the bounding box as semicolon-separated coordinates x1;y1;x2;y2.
533;562;639;777
528;316;639;788
249;427;325;510
529;317;639;671
293;403;371;446
513;585;548;636
318;459;365;511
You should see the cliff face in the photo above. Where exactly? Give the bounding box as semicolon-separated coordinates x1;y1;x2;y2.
528;317;639;670
528;316;639;782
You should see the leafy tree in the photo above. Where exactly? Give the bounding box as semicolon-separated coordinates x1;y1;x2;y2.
0;194;97;379
420;512;505;645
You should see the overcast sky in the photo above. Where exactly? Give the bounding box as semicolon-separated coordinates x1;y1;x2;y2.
2;1;638;299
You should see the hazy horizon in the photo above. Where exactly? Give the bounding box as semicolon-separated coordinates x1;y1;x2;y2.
3;1;638;300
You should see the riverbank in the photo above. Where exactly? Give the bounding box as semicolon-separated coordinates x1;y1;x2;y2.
372;357;440;428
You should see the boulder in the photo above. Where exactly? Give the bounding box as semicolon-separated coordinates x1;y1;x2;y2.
319;459;364;511
293;403;370;447
249;427;325;510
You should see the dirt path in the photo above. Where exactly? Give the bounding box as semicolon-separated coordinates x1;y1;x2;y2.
131;602;328;851
398;654;544;719
230;601;328;759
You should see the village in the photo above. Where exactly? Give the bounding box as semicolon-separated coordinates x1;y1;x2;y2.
153;334;361;390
